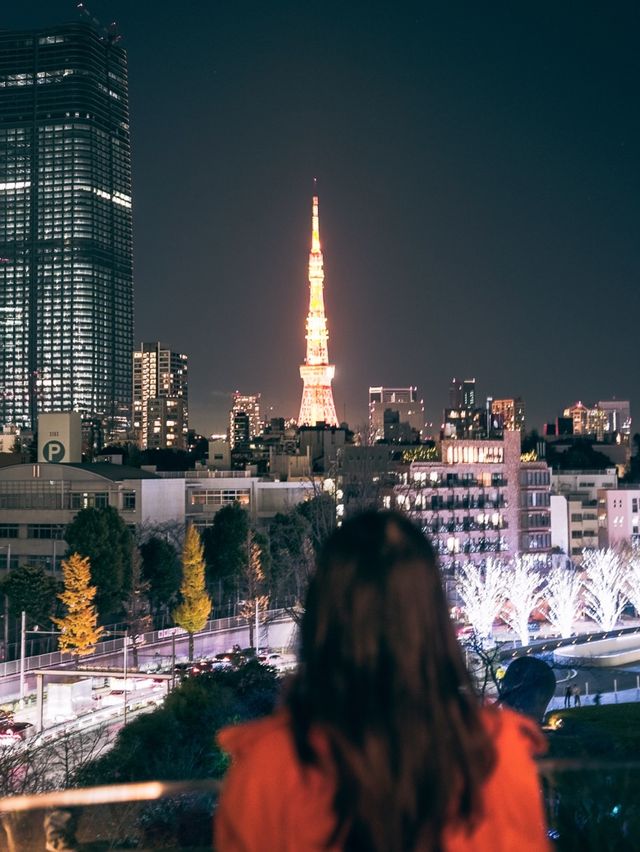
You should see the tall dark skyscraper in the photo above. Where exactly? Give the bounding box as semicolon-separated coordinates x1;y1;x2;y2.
0;22;133;435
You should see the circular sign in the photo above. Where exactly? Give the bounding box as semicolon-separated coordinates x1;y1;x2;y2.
43;440;65;462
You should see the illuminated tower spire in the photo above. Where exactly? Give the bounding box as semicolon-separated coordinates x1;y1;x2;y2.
298;189;339;427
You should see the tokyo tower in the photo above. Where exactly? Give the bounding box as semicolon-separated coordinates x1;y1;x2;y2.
298;190;339;427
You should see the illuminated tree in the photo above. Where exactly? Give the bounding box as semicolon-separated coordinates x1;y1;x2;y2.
582;548;628;631
237;530;270;648
502;555;544;647
544;560;583;638
53;553;103;660
625;544;640;617
455;558;507;644
173;525;212;662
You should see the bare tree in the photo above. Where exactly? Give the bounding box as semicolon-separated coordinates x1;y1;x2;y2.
545;560;583;638
582;548;629;630
462;631;508;698
501;555;544;647
123;546;153;668
455;558;507;644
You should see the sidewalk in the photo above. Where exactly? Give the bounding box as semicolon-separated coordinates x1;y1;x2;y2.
547;685;640;711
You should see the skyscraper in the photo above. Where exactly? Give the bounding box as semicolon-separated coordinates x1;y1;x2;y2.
229;392;261;449
0;23;133;435
132;342;188;449
298;191;338;427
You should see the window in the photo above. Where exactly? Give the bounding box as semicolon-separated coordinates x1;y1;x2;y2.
0;524;18;539
122;491;136;510
27;524;66;540
70;491;110;509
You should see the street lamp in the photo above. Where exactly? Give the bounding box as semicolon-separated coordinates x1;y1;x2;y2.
19;611;60;707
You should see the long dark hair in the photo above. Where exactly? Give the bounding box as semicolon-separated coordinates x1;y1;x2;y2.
287;510;496;851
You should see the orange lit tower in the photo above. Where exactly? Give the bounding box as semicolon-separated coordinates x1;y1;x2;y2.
298;191;339;427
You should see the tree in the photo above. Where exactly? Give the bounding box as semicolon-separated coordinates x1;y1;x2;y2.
501;555;544;647
237;531;270;648
173;526;211;661
269;510;315;614
140;535;182;615
53;553;103;660
545;561;583;638
123;547;152;668
76;661;279;787
582;548;628;630
297;492;336;553
1;564;60;627
201;502;250;600
65;506;134;620
627;545;640;616
456;558;507;644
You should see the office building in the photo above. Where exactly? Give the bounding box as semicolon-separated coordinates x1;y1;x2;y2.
132;342;188;449
229;392;261;449
491;398;525;432
597;486;640;549
0;462;184;573
393;431;551;569
0;23;133;436
369;386;424;442
550;469;617;560
598;400;631;442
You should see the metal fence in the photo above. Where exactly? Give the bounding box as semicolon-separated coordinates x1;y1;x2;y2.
0;608;295;680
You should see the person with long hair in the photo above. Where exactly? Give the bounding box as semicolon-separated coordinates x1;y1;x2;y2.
215;511;549;851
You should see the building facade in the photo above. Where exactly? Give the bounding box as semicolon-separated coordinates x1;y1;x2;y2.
0;24;133;435
368;386;424;442
229;392;261;450
0;462;184;573
183;469;314;529
491;397;525;432
597;486;640;549
132;342;188;449
551;469;617;560
393;431;551;568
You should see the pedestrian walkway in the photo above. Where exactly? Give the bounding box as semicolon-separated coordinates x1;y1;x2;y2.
547;685;640;712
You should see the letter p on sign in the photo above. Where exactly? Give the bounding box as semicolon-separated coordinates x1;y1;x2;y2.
43;440;65;462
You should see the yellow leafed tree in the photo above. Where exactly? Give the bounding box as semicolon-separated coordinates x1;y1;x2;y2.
238;531;270;649
173;525;212;661
53;552;103;660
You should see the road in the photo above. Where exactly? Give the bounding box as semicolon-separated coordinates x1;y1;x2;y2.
0;614;297;706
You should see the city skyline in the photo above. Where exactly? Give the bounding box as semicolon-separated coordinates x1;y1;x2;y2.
2;2;639;435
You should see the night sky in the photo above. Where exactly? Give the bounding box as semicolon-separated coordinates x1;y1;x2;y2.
4;2;640;436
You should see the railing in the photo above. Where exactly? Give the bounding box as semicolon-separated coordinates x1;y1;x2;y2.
0;762;638;851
